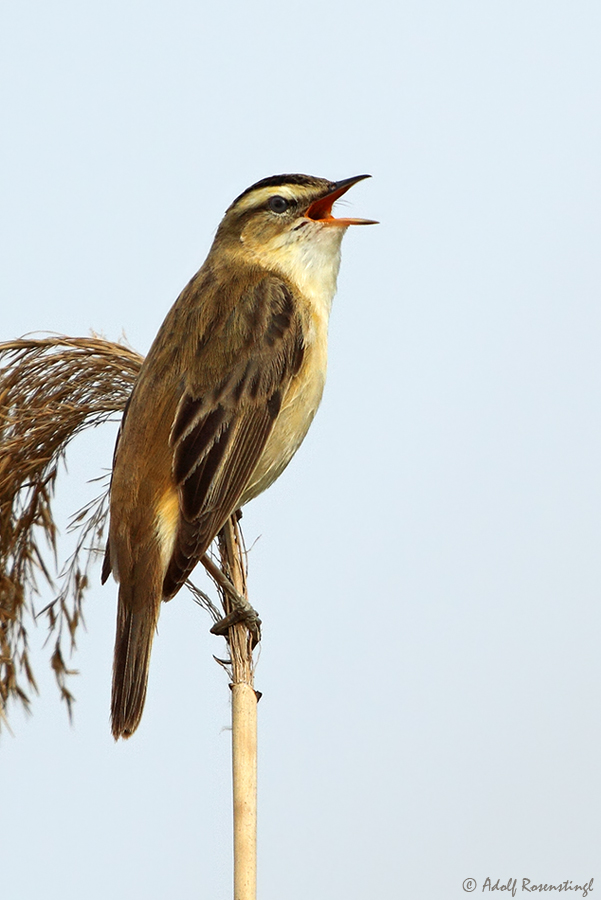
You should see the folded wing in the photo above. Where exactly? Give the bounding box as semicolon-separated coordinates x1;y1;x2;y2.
162;275;305;597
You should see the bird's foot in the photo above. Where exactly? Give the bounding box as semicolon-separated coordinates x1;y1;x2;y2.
202;553;261;646
210;602;261;647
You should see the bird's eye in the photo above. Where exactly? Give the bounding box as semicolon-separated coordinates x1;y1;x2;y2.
268;196;289;214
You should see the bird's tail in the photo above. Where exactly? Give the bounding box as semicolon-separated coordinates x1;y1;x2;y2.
111;592;160;740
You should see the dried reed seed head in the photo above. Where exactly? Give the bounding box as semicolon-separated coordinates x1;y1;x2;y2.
0;336;143;723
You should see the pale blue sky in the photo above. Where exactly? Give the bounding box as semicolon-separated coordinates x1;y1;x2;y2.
1;2;600;898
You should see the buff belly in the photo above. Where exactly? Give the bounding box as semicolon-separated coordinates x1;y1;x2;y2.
239;335;328;505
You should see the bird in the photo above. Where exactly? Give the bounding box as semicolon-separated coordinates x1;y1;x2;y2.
102;173;376;739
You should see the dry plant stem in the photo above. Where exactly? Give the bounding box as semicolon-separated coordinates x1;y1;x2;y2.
218;516;257;900
232;682;258;900
0;335;142;719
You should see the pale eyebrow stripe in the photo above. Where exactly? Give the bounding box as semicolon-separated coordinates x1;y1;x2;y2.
231;186;308;215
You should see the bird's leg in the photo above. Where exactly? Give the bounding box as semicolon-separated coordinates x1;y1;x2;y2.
201;553;261;647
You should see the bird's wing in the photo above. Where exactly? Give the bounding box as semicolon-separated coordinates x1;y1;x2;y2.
161;275;305;597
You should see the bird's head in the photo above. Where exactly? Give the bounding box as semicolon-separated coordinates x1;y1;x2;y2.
211;174;376;285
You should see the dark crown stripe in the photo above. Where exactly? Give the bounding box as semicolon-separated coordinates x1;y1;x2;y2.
232;173;331;207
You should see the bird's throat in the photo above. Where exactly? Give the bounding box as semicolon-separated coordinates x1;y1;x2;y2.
269;223;345;318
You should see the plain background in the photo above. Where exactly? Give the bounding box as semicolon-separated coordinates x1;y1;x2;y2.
1;2;600;897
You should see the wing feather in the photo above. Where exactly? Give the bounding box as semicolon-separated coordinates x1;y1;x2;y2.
161;277;303;598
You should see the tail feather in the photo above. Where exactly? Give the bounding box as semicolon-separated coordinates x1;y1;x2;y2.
111;595;160;740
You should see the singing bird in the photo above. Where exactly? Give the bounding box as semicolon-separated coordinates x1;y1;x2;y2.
102;173;376;738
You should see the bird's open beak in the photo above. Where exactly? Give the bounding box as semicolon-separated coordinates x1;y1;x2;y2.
305;174;378;226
